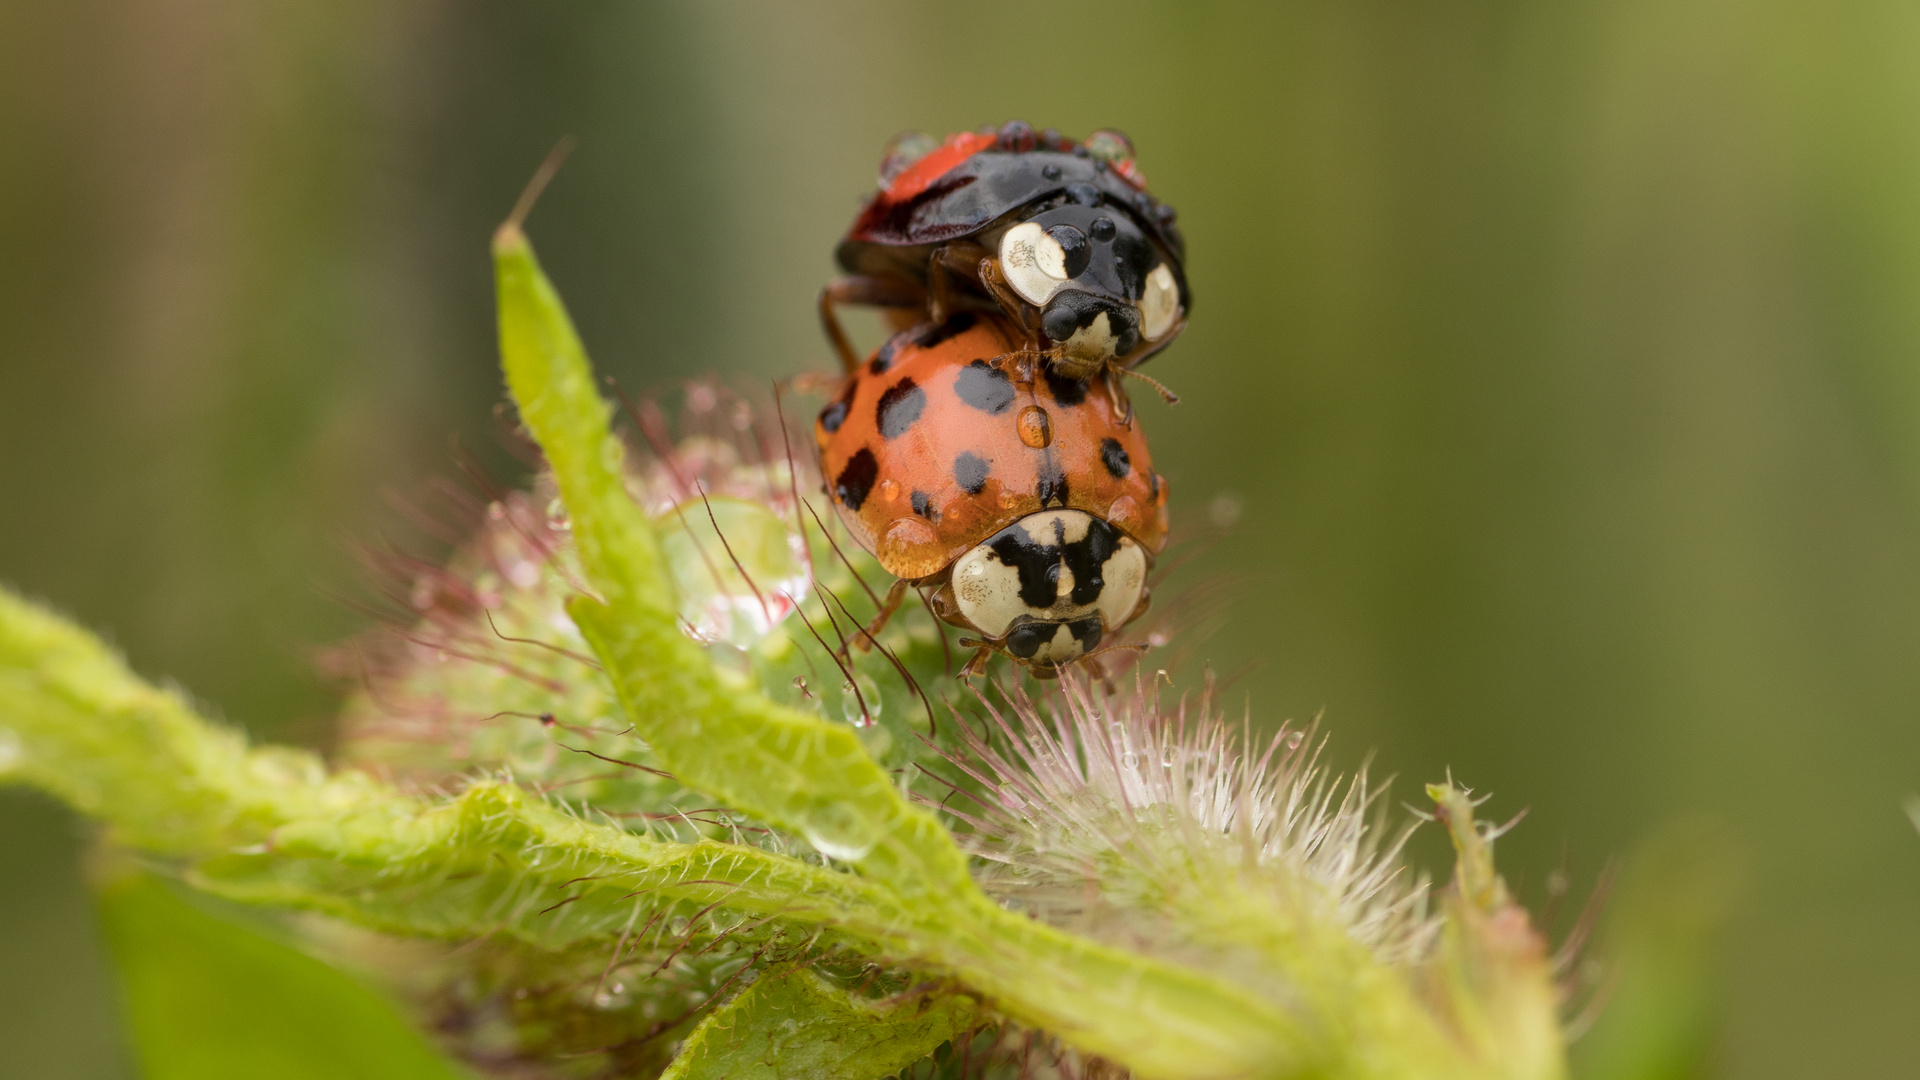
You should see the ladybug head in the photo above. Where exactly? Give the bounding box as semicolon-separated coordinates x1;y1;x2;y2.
949;509;1147;670
994;197;1186;368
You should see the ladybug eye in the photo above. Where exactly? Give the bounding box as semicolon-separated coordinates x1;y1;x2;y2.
1139;263;1179;342
1000;221;1073;306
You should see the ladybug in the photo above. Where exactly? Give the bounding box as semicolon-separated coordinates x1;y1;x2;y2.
820;121;1191;402
815;311;1169;677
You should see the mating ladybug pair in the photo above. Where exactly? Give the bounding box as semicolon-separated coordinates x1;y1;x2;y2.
813;121;1190;678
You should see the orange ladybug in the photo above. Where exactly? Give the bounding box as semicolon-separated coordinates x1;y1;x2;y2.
815;311;1168;677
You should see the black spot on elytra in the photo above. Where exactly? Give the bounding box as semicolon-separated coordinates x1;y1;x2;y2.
835;448;878;510
955;360;1015;414
818;399;849;434
910;490;938;521
1043;367;1089;406
1100;437;1131;479
1149;472;1163;500
876;378;926;439
868;336;903;375
1036;455;1069;507
911;311;977;348
986;514;1123;610
954;451;989;494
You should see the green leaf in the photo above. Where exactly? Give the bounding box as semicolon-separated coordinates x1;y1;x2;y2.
97;870;470;1080
663;969;978;1080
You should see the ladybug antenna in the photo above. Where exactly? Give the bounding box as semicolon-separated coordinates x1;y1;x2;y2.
1116;365;1180;405
503;135;578;233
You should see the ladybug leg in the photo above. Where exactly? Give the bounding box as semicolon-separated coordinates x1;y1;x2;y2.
957;643;997;680
1103;368;1136;428
844;576;910;657
818;275;923;374
925;242;995;325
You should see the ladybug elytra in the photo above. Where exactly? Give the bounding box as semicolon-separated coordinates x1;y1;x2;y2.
814;311;1168;677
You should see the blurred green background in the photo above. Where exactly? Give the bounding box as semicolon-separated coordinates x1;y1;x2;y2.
4;1;1920;1076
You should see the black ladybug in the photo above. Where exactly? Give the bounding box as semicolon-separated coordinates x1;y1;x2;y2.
821;121;1191;395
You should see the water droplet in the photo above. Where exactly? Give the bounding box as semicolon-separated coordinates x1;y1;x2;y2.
804;830;877;863
1160;748;1176;768
997;489;1021;509
1121;751;1138;769
878;478;900;502
1108;721;1125;741
1084;129;1135;166
1286;731;1305;750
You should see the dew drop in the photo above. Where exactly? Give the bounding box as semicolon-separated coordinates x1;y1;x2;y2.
1286;731;1305;750
1121;751;1138;770
997;489;1021;509
804;830;877;863
1160;747;1176;768
878;478;900;502
1108;721;1125;741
